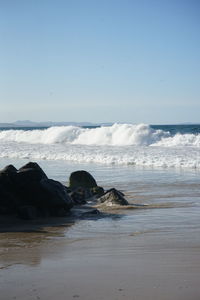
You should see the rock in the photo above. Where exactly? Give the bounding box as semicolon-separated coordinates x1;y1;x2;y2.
53;207;69;217
40;179;74;211
0;185;18;214
17;162;48;184
0;165;19;214
69;186;104;205
70;187;88;205
71;205;101;218
0;164;17;173
18;162;48;179
98;188;129;206
12;162;49;206
0;164;17;189
12;178;43;207
0;162;74;219
18;205;37;220
90;186;104;198
68;170;99;204
69;170;97;189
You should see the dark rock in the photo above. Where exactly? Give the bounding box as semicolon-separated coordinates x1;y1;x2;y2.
53;207;69;217
18;205;37;220
16;162;48;184
70;187;88;205
0;165;17;173
69;170;97;189
90;186;104;198
71;205;101;218
0;162;74;219
0;166;19;214
11;162;49;206
12;179;43;207
40;179;74;211
18;162;48;179
98;188;129;206
0;185;18;214
0;164;17;189
85;208;100;215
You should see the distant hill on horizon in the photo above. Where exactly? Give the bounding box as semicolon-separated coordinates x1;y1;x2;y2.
0;121;200;128
0;120;113;128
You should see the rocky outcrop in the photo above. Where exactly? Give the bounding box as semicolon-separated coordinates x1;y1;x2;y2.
68;170;105;205
0;164;18;214
98;188;129;206
0;163;129;221
68;171;129;206
40;178;73;210
0;162;74;219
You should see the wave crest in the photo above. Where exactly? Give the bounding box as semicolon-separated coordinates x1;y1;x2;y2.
0;124;168;146
0;123;200;148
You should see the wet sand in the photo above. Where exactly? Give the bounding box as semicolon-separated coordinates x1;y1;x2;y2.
1;216;200;300
1;142;200;299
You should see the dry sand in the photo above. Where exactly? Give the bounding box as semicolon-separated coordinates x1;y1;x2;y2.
1;215;200;300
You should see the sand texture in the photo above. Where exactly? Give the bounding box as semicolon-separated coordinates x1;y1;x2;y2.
1;213;200;300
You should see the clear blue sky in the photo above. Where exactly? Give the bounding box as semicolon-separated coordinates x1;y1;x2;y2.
0;0;200;124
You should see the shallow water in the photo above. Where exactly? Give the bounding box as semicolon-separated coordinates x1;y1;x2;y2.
0;157;200;263
1;157;200;299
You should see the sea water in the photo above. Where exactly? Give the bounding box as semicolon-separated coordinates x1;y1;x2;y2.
0;123;200;168
0;123;200;242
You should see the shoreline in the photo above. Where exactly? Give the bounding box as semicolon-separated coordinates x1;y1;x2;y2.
1;221;200;300
1;160;200;299
0;205;103;233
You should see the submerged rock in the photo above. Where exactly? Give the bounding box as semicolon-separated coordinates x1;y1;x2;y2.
98;188;129;206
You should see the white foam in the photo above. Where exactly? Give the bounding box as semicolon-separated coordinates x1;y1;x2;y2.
0;124;200;169
0;123;169;146
153;133;200;147
0;126;82;144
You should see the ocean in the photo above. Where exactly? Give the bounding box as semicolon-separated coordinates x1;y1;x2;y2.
0;122;200;237
0;123;200;168
1;123;200;299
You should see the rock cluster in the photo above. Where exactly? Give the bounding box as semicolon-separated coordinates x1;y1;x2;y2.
0;162;73;219
0;162;129;220
68;170;104;205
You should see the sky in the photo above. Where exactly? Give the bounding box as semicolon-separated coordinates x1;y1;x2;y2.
0;0;200;124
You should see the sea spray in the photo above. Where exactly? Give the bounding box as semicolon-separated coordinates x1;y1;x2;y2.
0;123;169;146
0;124;200;169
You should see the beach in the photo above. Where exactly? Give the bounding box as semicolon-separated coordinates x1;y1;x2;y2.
1;154;200;299
1;216;200;300
1;124;200;299
1;0;200;296
2;0;200;297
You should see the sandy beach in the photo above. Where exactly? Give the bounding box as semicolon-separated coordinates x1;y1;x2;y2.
1;0;200;298
1;209;200;300
1;159;200;300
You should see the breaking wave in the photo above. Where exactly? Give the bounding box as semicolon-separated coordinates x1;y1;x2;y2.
0;124;200;169
0;123;200;147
